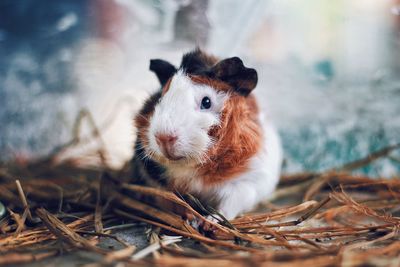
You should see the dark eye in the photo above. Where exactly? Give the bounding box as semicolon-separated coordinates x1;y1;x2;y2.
200;96;212;110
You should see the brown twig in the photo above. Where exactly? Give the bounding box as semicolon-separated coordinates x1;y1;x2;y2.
36;208;107;254
15;180;33;222
334;143;400;171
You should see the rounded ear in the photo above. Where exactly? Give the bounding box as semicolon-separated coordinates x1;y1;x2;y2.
209;57;258;96
149;59;177;86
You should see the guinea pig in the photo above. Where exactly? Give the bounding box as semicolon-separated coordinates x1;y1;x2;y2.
131;48;282;220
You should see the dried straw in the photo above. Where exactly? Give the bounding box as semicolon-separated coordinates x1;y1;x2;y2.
0;108;399;266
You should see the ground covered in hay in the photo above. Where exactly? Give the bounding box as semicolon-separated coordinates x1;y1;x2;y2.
0;143;399;267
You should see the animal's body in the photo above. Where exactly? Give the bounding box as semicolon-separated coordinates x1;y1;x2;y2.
132;49;282;220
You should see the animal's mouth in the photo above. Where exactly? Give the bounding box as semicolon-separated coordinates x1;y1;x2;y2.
159;146;184;161
165;154;185;161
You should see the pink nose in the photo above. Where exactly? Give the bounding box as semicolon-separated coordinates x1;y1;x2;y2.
155;134;177;148
155;134;179;160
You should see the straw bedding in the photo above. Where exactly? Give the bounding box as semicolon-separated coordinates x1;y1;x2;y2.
0;113;399;266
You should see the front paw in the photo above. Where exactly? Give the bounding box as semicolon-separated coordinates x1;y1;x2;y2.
185;213;220;234
201;214;222;232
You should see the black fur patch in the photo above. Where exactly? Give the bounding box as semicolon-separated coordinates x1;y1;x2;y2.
132;139;167;186
179;48;217;75
149;59;177;86
139;90;162;116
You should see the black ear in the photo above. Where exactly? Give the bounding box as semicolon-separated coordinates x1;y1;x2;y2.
209;57;258;96
149;59;177;86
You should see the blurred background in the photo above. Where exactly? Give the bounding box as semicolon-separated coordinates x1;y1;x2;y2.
0;0;399;176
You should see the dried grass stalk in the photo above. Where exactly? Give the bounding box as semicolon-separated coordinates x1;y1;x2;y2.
1;139;400;266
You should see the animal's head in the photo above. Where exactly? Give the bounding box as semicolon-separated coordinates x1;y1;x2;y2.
139;49;258;164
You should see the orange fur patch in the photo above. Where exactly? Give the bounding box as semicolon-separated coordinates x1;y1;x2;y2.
189;75;263;187
198;92;262;187
189;75;232;93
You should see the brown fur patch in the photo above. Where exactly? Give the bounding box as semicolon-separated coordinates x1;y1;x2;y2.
188;75;232;92
183;74;262;187
198;93;262;187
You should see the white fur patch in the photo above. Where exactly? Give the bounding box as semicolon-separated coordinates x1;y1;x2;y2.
211;119;283;220
147;71;227;164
